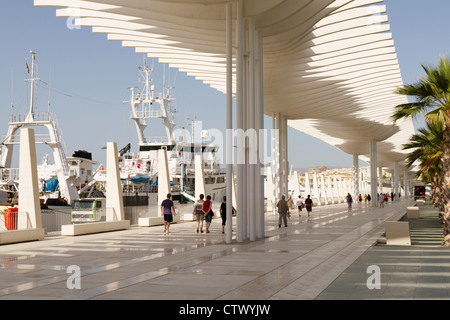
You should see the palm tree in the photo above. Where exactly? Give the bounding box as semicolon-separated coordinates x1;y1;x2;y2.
402;119;443;209
393;55;450;246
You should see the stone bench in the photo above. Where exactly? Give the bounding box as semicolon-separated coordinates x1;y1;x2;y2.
385;221;411;246
0;228;45;245
138;215;181;227
61;220;130;236
416;199;426;206
406;206;420;219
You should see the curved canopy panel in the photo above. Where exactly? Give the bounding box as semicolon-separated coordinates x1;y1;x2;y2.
34;0;417;170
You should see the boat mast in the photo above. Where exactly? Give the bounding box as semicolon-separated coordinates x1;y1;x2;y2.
25;51;39;122
130;58;176;147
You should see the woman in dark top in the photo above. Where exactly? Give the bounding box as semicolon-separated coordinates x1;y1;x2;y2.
304;195;313;217
220;196;236;234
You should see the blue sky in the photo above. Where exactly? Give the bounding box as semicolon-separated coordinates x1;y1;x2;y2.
0;0;449;170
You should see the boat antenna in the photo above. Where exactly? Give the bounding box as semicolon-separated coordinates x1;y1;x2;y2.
47;66;52;113
10;70;14;118
25;51;39;122
163;63;166;97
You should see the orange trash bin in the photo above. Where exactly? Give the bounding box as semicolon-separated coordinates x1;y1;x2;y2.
5;207;18;230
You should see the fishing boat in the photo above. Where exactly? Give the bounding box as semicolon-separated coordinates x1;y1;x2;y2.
0;51;100;205
119;60;226;203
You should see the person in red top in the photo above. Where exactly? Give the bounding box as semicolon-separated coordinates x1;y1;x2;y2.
202;195;213;233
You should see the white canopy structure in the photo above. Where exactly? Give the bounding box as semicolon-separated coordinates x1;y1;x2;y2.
34;0;417;243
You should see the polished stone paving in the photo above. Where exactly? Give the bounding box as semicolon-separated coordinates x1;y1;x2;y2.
0;198;447;300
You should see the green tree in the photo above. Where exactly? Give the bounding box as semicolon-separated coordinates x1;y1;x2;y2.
403;119;443;210
393;55;450;246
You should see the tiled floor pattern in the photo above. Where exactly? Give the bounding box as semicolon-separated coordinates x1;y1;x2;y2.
316;204;450;300
0;199;417;300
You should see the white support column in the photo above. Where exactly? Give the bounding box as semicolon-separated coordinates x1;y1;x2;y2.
248;17;256;242
313;173;321;205
320;174;329;204
353;154;360;200
304;172;311;199
282;116;289;198
378;167;383;194
332;176;338;203
292;171;301;200
242;16;249;242
256;29;265;239
106;142;125;221
194;154;206;202
236;0;244;242
18;128;42;229
225;2;233;244
404;171;408;198
340;179;346;202
394;162;399;199
334;177;340;202
266;165;274;211
370;139;378;207
327;176;335;204
272;113;280;203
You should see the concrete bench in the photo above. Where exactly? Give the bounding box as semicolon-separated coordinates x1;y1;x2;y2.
61;220;130;236
385;221;411;246
406;206;420;219
138;215;180;227
0;228;45;245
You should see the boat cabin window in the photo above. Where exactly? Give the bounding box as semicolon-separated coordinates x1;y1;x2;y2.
139;145;175;152
205;177;216;184
216;177;225;183
72;200;95;210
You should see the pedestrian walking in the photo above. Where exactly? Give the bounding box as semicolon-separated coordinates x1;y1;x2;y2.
220;196;236;234
347;193;353;210
202;195;213;233
305;195;313;217
287;195;294;210
161;193;176;233
378;193;384;208
193;194;205;233
277;195;289;228
296;195;304;217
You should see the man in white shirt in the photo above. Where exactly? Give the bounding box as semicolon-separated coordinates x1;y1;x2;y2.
296;195;304;217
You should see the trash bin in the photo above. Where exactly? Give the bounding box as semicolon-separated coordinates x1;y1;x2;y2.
5;207;18;230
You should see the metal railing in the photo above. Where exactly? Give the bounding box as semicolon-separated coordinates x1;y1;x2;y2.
145;136;170;144
0;208;71;232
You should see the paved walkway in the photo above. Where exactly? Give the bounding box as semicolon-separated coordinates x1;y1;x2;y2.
0;198;447;301
317;202;450;300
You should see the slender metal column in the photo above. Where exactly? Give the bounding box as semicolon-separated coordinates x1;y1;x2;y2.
225;2;233;244
313;172;321;205
394;162;399;199
353;154;360;199
236;0;244;242
404;171;408;198
275;113;282;201
282;116;288;198
256;30;265;238
248;18;256;241
370;139;378;207
378;167;383;194
242;17;248;241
